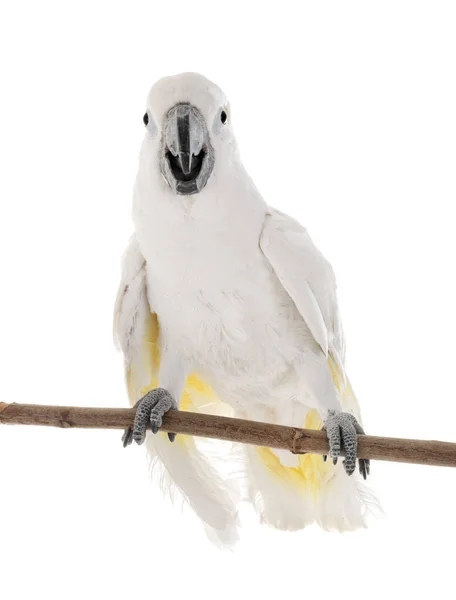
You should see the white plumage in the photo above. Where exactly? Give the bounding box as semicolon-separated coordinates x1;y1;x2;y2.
114;72;379;543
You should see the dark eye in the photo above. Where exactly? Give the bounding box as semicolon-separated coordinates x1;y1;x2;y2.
143;112;149;126
220;110;227;125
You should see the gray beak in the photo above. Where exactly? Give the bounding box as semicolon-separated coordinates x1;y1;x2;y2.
175;107;193;175
160;103;214;195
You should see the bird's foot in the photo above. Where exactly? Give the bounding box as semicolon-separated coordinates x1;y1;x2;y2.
122;388;178;447
322;410;370;479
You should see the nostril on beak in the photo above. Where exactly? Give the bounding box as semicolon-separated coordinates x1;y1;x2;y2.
179;152;192;175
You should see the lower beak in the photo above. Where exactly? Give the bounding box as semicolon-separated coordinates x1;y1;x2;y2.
179;151;192;175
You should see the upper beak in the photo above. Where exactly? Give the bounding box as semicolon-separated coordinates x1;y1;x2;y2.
176;109;192;175
165;103;205;176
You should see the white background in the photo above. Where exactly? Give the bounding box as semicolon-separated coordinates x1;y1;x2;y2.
1;1;455;598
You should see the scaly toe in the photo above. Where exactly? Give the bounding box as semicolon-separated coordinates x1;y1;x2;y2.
131;390;163;445
148;389;177;436
150;413;162;435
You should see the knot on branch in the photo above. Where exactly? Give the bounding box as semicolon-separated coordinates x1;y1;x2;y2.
291;429;306;455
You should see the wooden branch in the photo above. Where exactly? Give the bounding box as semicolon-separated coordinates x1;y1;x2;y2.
1;401;455;468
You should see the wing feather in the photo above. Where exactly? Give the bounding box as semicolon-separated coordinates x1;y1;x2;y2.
260;207;342;358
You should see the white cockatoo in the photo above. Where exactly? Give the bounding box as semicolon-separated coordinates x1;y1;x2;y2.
114;72;378;544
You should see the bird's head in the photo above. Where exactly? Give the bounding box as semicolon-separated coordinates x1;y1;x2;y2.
141;72;234;196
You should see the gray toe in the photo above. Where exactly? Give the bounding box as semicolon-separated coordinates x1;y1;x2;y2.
340;424;357;476
148;388;177;436
326;421;342;464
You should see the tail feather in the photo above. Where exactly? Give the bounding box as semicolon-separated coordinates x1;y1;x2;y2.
145;433;239;544
247;445;314;530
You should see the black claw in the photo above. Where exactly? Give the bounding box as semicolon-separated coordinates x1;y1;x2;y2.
332;457;338;465
322;455;327;462
168;432;176;442
151;424;159;434
122;428;134;448
359;459;370;480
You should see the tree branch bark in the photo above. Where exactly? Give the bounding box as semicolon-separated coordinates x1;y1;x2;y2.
1;401;455;467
